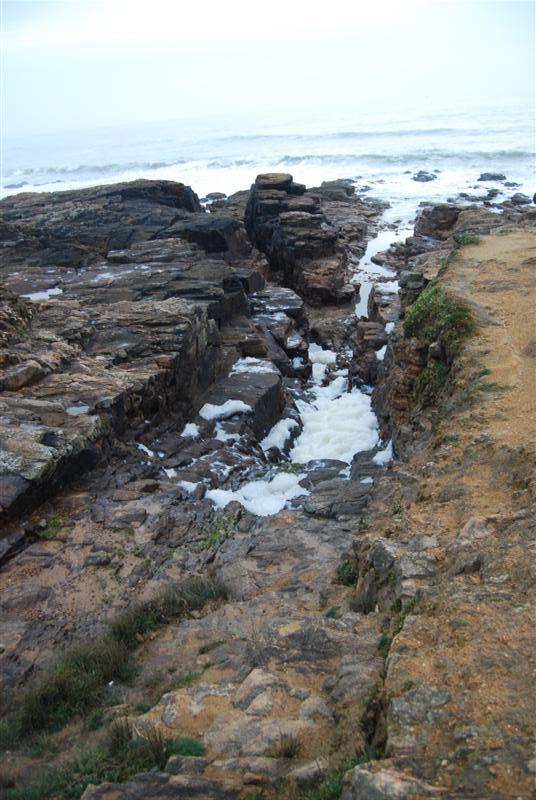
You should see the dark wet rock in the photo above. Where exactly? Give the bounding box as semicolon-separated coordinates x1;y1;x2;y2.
299;460;349;488
0;180;201;276
245;173;360;305
197;369;286;441
154;214;249;255
412;171;437;183
203;191;227;202
414;204;460;239
301;478;372;518
478;172;506;181
316;181;356;201
0;288;34;347
510;192;531;205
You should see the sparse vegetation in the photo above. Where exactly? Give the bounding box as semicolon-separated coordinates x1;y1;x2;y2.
168;671;201;691
377;633;392;658
335;559;357;586
456;232;481;245
324;606;340;619
1;576;227;748
201;509;240;549
299;755;361;799
413;361;449;405
277;460;304;474
404;281;475;405
166;736;206;757
36;515;63;540
404;282;475;358
29;736;59;759
272;731;301;759
4;719;206;799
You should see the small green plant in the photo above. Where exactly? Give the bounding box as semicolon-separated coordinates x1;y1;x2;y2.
444;433;460;443
404;282;475;361
324;606;340;619
377;633;392;658
105;717;132;757
168;671;201;691
335;559;357;586
392;596;420;637
202;525;226;549
277;461;304;475
37;516;62;541
412;362;449;405
166;736;206;757
437;257;450;277
300;755;362;799
28;735;59;759
457;233;481;245
132;702;151;714
201;510;240;550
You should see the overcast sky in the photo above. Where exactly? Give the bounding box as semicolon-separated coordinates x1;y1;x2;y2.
2;0;534;139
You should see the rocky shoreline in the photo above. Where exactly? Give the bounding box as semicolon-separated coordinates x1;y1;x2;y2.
0;175;534;799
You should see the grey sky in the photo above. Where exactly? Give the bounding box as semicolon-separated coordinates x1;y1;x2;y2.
2;0;535;139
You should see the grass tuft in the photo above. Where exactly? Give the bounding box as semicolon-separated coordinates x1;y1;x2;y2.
404;282;475;404
456;232;481;245
4;722;206;799
2;576;227;748
272;731;301;759
404;282;475;358
335;559;357;586
166;736;206;757
300;755;362;799
36;516;63;541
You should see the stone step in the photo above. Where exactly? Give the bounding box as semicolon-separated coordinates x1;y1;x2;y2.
81;772;241;800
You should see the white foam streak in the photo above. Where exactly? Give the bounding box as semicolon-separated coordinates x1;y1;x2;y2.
199;400;252;421
260;418;299;452
206;472;308;517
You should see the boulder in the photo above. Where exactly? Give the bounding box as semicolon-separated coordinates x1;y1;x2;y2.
412;171;437;183
510;192;531;205
477;172;506;181
245;173;357;305
414;204;460;239
341;764;444;799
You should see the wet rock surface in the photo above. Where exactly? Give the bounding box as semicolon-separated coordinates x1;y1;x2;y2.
245;173;384;305
1;181;534;800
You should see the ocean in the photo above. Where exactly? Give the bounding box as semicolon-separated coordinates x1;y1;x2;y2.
2;103;534;224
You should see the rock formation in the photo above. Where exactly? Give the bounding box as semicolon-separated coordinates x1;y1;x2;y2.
0;179;534;800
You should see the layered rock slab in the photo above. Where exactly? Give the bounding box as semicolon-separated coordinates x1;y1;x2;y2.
245;173;382;306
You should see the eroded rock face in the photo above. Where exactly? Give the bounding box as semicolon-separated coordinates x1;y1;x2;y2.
244;173;379;305
414;204;461;239
0;182;273;522
341;763;444;799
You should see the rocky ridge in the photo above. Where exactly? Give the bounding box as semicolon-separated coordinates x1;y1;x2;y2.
0;177;534;800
